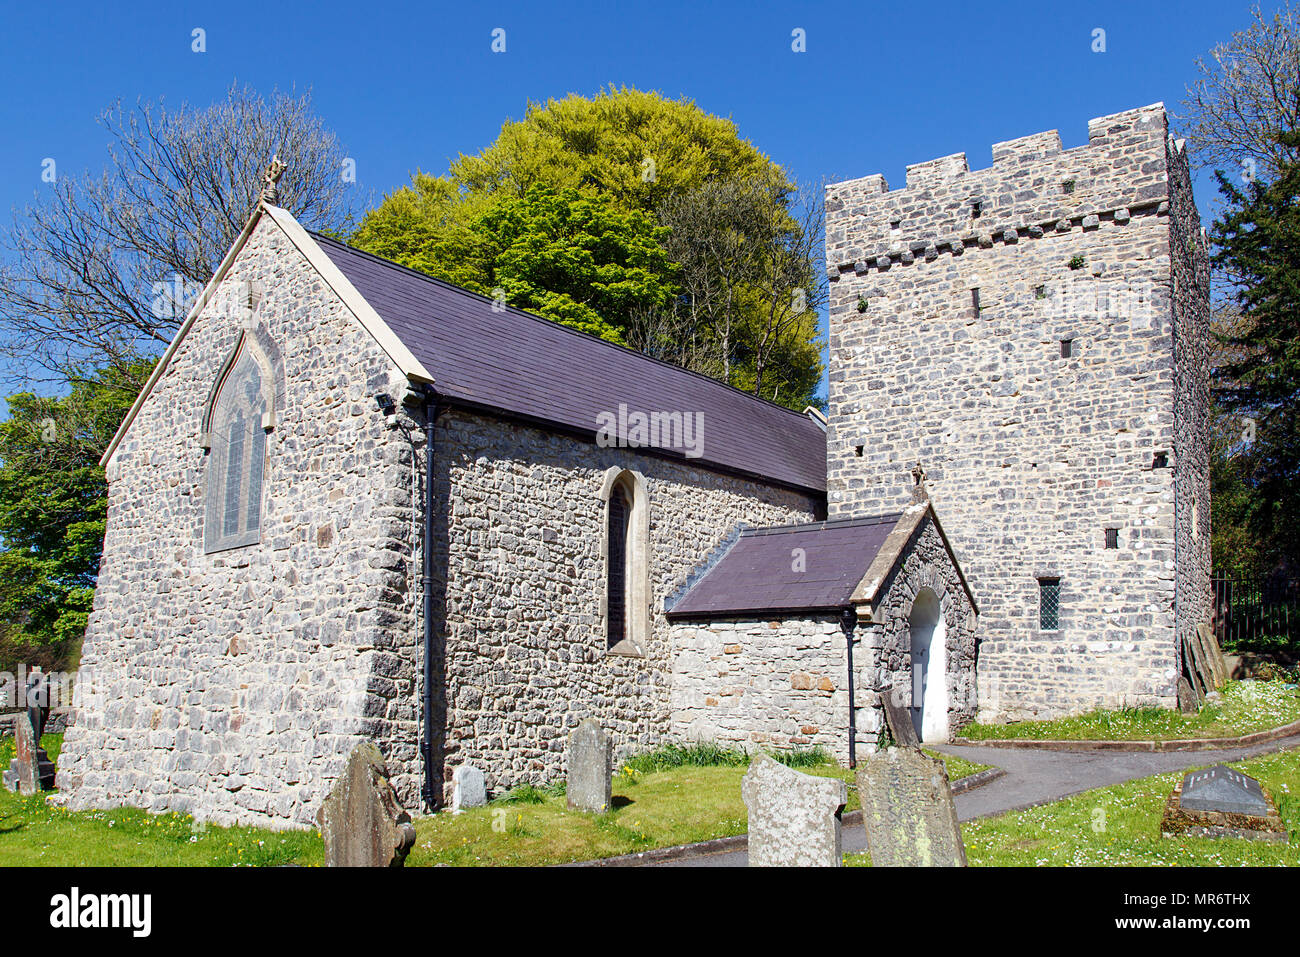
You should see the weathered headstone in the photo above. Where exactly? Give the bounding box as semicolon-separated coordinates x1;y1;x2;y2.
316;742;417;867
1176;676;1198;715
879;684;920;750
1197;623;1229;689
451;764;486;813
2;712;55;796
3;668;56;795
1160;764;1286;843
741;753;847;867
858;747;967;866
566;719;612;812
1182;629;1211;699
25;669;52;741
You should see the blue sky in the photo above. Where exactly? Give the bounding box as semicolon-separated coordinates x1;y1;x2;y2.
0;0;1270;407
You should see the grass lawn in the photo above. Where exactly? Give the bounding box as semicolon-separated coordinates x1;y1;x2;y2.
0;736;985;867
957;679;1300;743
407;749;990;867
846;745;1300;867
0;733;323;867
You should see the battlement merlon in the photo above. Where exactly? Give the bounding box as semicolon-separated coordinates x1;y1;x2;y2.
824;104;1173;276
906;152;969;189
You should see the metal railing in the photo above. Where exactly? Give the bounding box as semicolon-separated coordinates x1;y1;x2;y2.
1212;576;1300;652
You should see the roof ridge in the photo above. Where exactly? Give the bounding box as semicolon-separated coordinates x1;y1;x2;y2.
740;512;905;536
664;521;749;613
310;231;821;424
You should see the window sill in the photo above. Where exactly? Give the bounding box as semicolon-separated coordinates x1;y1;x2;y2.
204;535;261;556
606;639;645;658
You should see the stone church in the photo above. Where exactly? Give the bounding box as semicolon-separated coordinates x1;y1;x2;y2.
57;102;1208;828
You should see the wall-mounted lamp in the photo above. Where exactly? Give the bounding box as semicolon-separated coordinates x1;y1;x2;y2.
374;393;398;429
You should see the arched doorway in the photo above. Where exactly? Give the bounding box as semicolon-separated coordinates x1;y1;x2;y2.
908;588;949;742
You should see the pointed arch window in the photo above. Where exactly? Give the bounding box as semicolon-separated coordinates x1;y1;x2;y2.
598;468;649;656
204;342;273;553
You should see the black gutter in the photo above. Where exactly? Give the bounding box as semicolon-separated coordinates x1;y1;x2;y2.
665;604;848;622
841;607;858;768
421;384;439;811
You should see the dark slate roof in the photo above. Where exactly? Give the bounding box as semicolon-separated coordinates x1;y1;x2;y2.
313;234;827;493
667;514;905;618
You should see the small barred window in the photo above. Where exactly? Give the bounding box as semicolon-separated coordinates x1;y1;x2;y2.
1038;578;1061;631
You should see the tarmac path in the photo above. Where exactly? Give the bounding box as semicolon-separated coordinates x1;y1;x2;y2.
649;733;1300;867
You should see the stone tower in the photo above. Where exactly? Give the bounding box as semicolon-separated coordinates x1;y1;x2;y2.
824;104;1211;720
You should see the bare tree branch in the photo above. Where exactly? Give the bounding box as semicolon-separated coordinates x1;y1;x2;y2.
1181;3;1300;179
0;83;359;390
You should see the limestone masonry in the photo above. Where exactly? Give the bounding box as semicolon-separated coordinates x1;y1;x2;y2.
824;103;1211;719
55;101;1211;828
57;212;823;825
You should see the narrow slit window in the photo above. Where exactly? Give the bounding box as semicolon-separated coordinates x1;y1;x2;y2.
1104;528;1119;549
1038;578;1061;631
971;201;982;219
1060;339;1074;358
1153;451;1169;469
606;484;631;650
971;288;981;317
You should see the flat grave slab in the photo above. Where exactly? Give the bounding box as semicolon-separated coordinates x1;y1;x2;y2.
1160;764;1287;845
1179;765;1270;816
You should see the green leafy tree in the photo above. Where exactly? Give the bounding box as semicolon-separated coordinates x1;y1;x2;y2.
444;86;778;211
1210;129;1300;575
352;87;823;407
0;363;147;649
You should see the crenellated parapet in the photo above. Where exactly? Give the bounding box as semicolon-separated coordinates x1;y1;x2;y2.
825;103;1175;279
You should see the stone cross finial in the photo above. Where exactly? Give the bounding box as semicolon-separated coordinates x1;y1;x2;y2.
262;156;287;204
910;461;929;502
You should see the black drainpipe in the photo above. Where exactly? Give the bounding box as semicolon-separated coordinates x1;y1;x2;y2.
841;607;858;768
421;384;439;811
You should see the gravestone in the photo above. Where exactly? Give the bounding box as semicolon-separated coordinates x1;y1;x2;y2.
2;712;55;796
879;684;920;750
858;747;966;867
316;742;417;867
26;670;52;740
451;764;486;813
1181;629;1211;699
1160;763;1286;844
1180;765;1269;815
741;753;847;867
1196;623;1229;689
1175;676;1198;715
567;719;611;812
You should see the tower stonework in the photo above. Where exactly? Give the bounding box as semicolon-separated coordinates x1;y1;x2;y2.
825;104;1211;720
